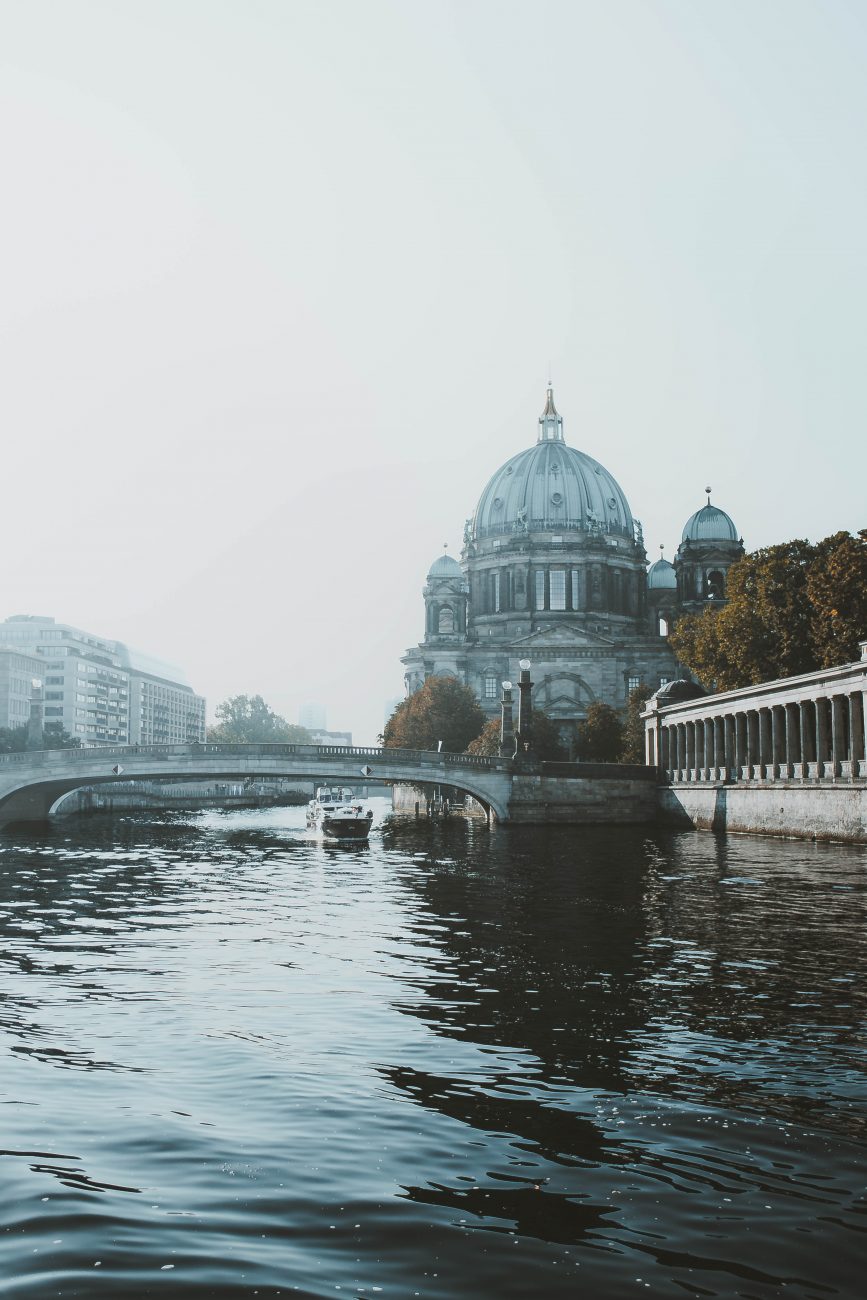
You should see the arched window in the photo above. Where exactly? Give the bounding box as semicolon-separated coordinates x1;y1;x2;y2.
707;569;725;600
659;614;670;637
438;606;455;634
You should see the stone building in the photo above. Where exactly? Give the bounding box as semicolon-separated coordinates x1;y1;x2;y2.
401;386;743;751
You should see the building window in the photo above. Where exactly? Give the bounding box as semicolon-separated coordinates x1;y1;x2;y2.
659;677;670;687
438;606;454;634
627;675;641;694
550;570;566;610
484;674;498;699
707;569;725;600
534;570;545;610
491;571;501;613
571;569;579;610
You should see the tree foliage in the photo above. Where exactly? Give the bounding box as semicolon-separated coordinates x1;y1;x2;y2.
620;683;651;764
465;710;568;761
670;532;867;690
0;722;80;752
576;702;624;762
207;695;311;744
43;722;81;749
382;676;485;753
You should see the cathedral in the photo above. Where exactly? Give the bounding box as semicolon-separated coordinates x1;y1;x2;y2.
401;385;744;751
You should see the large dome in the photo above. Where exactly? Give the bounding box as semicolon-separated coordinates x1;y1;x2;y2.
471;386;635;542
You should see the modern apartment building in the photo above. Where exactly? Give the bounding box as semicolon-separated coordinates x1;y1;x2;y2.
0;616;205;746
0;647;46;731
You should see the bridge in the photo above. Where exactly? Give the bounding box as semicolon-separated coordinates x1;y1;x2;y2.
0;742;657;829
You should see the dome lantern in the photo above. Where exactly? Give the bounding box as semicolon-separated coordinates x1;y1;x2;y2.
537;382;564;443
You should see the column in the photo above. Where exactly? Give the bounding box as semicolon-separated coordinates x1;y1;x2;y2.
770;705;782;779
759;708;772;780
723;714;735;778
784;703;798;776
797;701;810;780
735;713;746;778
686;721;695;780
860;691;867;779
704;717;714;780
816;697;830;778
714;715;725;779
747;711;759;779
831;695;846;778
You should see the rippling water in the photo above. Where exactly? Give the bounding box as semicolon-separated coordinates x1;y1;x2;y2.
1;803;865;1298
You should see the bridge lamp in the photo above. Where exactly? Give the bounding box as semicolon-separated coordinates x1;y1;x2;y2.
519;659;531;672
501;680;512;691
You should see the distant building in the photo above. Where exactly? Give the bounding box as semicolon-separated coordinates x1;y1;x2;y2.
0;647;45;731
299;702;327;731
0;616;206;746
308;728;352;747
401;386;744;752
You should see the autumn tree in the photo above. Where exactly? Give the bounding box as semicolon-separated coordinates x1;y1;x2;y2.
806;529;867;668
620;683;651;764
576;702;624;762
670;532;867;690
382;676;485;753
207;695;311;744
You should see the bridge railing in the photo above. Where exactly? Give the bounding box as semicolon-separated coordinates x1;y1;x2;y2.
0;742;509;772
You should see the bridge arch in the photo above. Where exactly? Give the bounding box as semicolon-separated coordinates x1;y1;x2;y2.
0;743;513;828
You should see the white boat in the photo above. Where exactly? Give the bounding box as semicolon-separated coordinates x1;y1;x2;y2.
306;787;374;841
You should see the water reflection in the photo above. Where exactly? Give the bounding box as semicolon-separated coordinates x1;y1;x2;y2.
0;809;864;1298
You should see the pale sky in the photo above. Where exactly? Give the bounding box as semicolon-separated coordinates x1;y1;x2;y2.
2;0;866;744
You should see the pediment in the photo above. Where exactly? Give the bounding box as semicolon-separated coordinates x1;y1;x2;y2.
512;624;617;650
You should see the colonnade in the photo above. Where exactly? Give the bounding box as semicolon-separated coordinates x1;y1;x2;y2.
643;646;867;785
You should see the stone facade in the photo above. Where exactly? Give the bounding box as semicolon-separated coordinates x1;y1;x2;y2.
402;388;743;752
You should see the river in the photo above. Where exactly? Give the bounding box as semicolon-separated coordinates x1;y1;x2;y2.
0;803;865;1298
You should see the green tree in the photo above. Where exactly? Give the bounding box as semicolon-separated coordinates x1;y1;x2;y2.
0;726;27;754
207;694;311;744
0;723;80;752
382;676;485;753
465;710;567;761
806;529;867;668
620;683;651;764
576;702;624;762
43;722;81;749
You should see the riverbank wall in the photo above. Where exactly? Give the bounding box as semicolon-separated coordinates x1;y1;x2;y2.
658;782;867;843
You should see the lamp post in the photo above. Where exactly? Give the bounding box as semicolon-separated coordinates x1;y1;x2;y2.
499;680;515;757
27;679;44;751
516;659;533;756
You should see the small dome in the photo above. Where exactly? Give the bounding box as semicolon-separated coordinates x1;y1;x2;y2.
647;556;677;590
652;679;706;705
682;502;739;543
427;552;463;580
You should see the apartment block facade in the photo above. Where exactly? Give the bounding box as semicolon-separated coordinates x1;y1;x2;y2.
0;616;205;746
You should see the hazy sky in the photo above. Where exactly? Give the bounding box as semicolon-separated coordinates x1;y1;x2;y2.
2;0;866;744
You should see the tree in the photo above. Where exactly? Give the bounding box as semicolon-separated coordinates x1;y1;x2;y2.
465;710;568;761
806;529;867;668
620;683;651;764
382;676;485;753
0;723;80;752
670;532;867;690
207;695;311;744
576;702;624;762
0;726;27;754
43;722;81;749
